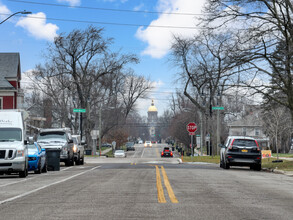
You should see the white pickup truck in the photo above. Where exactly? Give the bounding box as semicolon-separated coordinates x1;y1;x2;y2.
0;110;28;178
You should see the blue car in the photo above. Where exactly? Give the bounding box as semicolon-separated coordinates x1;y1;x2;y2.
28;142;47;174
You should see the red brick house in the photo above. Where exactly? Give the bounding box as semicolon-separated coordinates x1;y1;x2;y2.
0;53;24;109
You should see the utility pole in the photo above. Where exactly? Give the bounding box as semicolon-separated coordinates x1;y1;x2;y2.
98;106;102;157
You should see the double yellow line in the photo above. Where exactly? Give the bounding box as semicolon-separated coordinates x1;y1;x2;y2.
156;165;178;203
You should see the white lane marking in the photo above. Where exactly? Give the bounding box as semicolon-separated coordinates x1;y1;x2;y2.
0;166;100;205
0;178;32;188
0;166;72;188
141;148;146;158
60;167;73;172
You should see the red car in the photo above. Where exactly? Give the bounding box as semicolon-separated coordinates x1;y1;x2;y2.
161;147;173;157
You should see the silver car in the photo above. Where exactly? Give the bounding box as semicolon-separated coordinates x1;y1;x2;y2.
114;150;126;158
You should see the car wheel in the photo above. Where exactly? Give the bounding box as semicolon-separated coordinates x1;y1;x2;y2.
223;159;230;169
19;167;28;178
70;155;74;166
34;161;42;174
253;164;261;171
42;159;48;173
80;155;84;165
75;153;80;165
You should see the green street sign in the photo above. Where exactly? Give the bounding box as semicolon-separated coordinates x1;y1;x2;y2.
212;106;224;110
73;109;86;113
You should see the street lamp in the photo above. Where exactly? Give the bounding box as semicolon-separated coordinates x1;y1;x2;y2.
0;10;32;25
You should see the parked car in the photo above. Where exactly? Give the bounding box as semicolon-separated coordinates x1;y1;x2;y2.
219;136;261;171
101;143;112;148
126;142;135;151
161;147;173;157
28;142;47;174
138;140;143;144
144;141;152;148
37;128;74;166
72;135;85;165
114;150;126;158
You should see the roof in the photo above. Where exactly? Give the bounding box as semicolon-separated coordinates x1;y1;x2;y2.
0;53;21;89
148;100;158;112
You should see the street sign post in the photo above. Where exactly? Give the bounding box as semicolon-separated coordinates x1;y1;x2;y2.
187;122;197;157
73;109;86;142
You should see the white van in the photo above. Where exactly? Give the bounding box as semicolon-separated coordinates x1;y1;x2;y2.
0;110;28;177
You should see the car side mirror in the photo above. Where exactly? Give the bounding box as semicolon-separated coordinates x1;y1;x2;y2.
68;139;73;144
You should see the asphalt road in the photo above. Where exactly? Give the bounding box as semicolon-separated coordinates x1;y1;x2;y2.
0;143;293;219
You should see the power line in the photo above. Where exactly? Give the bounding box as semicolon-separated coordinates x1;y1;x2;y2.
8;0;208;16
0;12;204;29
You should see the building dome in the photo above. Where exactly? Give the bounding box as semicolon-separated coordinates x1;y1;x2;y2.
148;100;158;112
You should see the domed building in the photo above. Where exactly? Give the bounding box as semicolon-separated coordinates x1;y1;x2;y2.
147;100;158;141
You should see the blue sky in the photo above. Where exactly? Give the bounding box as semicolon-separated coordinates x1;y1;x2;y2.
0;0;206;116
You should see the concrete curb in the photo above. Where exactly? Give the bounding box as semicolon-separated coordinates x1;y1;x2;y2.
262;167;293;176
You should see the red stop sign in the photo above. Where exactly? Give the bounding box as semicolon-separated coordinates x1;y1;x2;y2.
187;122;197;132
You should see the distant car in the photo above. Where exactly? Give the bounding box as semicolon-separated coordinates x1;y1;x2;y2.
161;147;173;157
72;135;85;165
114;150;126;158
220;136;261;171
126;142;135;151
138;140;143;144
102;143;112;148
144;141;152;147
28;142;47;174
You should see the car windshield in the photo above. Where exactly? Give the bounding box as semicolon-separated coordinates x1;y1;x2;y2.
0;128;22;141
115;150;124;153
126;142;134;146
233;139;257;147
164;148;170;151
38;132;66;141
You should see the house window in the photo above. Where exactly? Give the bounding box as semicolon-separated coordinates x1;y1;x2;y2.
255;128;260;136
0;97;2;109
242;127;246;136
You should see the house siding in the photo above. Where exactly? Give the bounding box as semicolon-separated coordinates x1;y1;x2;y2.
3;96;14;109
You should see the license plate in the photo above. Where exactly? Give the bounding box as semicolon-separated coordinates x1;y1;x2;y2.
241;149;248;153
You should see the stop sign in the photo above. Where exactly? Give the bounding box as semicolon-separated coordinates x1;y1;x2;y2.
187;122;197;133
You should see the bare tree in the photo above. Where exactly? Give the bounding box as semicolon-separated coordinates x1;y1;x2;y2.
203;0;293;119
27;26;152;146
262;105;292;155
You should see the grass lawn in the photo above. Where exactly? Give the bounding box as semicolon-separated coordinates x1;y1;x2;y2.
271;153;293;158
262;158;293;171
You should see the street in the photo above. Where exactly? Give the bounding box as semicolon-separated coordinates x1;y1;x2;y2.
0;143;293;220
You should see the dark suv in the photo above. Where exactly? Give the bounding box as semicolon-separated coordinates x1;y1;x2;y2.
220;136;261;171
37;128;74;166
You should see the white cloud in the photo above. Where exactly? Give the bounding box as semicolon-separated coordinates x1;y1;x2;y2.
136;0;206;58
57;0;81;6
134;3;144;11
16;12;59;41
0;2;11;20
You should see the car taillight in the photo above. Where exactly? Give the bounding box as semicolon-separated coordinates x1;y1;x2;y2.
161;152;164;155
171;152;173;156
255;140;260;150
228;139;235;150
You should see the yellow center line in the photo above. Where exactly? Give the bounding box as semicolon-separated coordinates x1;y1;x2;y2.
161;166;179;203
155;165;166;203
